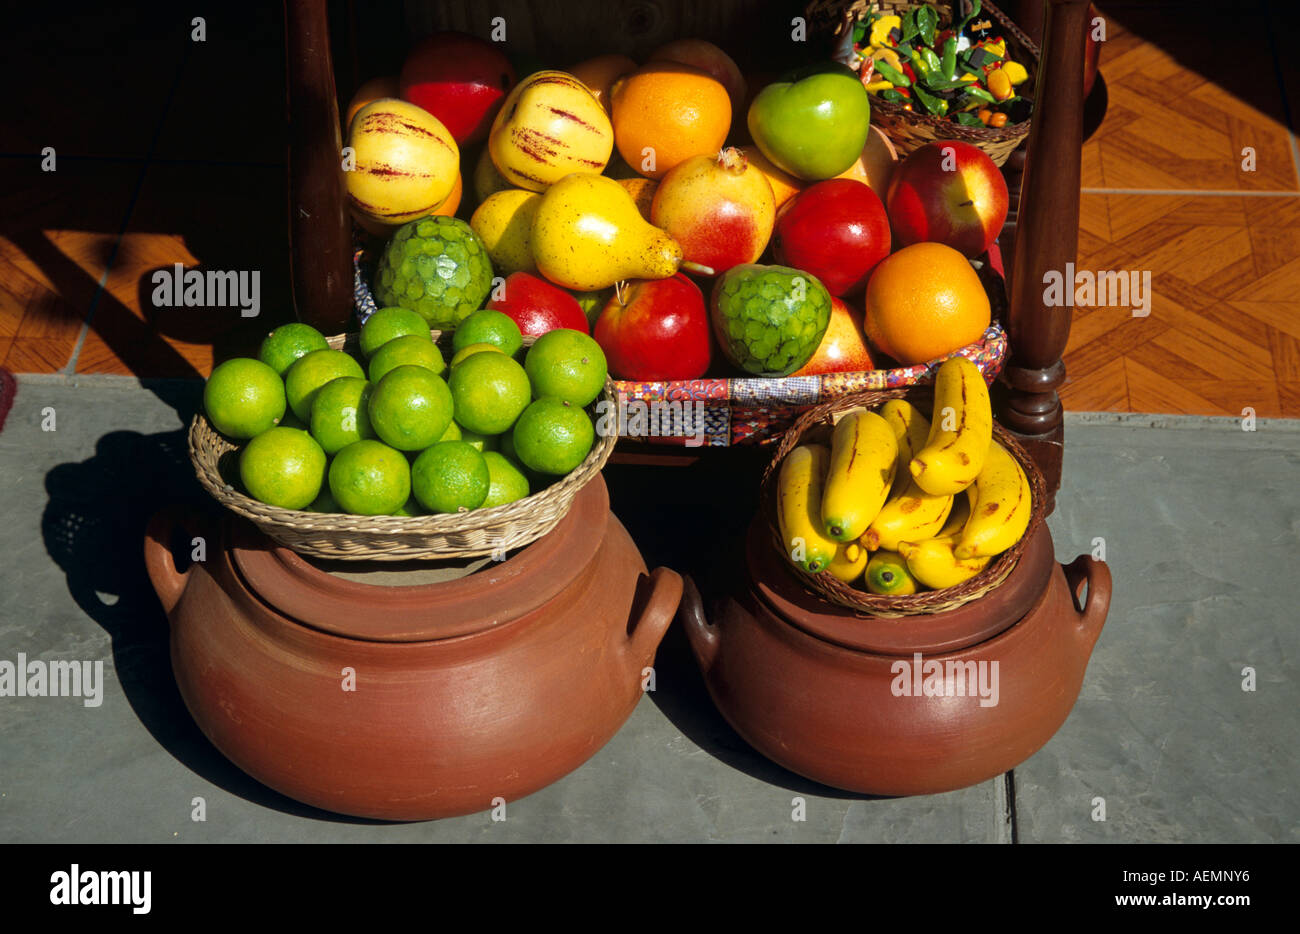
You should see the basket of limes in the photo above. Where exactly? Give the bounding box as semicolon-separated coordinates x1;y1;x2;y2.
189;308;615;561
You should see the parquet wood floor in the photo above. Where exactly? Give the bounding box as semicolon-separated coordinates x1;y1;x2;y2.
1;1;1296;417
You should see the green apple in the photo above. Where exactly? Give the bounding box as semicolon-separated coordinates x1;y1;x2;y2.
747;62;872;181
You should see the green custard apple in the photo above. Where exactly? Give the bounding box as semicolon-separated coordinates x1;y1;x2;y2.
710;264;832;376
374;216;494;330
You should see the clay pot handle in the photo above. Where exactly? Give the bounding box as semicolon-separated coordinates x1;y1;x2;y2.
627;567;683;663
144;507;195;618
678;574;719;672
1063;555;1111;651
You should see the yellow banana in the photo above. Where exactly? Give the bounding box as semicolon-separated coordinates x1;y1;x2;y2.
860;480;953;552
864;550;918;595
909;356;992;496
897;538;991;590
777;444;840;574
934;487;976;541
954;440;1032;559
821;409;898;542
827;542;869;584
878;399;930;496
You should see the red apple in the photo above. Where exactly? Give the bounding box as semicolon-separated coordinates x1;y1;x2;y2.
790;297;874;376
885;140;1008;259
772;178;891;296
399;32;515;146
487;272;589;337
594;275;711;380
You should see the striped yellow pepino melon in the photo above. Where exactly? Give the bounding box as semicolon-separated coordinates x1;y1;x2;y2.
487;71;614;192
346;99;459;224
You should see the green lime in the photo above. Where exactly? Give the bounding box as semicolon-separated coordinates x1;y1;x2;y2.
258;323;329;377
450;342;505;369
510;397;595;475
279;409;308;432
452;310;523;357
309;377;375;454
309;486;341;513
239;427;326;509
448;352;531;435
458;424;498;452
481;451;530;508
328;440;411;515
285;349;365;421
393;496;424;516
367;365;454;451
204;357;287;440
368;334;446;383
360;306;431;358
865;551;919;595
411;441;490;513
524;328;607;407
572;287;613;330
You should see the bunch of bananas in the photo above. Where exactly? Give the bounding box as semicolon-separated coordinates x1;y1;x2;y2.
776;356;1032;595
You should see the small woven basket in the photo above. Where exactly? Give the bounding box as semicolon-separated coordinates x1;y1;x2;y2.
805;0;1039;167
760;386;1046;617
189;330;616;561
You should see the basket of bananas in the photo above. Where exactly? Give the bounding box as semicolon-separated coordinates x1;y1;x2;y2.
761;355;1045;616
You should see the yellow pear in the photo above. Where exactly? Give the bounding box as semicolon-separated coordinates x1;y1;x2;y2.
346;99;458;224
532;174;687;291
488;71;614;192
470;188;542;276
472;145;512;204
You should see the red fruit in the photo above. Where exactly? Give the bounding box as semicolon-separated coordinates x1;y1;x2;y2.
772;178;891;297
790;297;874;376
650;148;776;276
487;272;589;337
594;274;711;380
399;32;516;146
885;140;1008;259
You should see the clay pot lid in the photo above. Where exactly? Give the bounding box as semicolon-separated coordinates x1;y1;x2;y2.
747;519;1055;656
228;475;609;643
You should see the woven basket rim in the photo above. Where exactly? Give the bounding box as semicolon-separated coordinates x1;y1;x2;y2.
759;384;1047;617
840;0;1040;142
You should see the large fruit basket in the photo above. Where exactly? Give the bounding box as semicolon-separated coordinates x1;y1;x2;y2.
188;328;617;562
353;251;1009;448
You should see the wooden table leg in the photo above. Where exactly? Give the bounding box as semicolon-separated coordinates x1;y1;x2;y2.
285;0;353;334
997;0;1092;516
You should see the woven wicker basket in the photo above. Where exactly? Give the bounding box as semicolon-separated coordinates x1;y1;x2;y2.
189;330;616;561
805;0;1039;167
760;385;1046;617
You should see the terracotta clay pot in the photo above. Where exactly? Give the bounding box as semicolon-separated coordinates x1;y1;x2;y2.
681;520;1110;796
145;476;681;821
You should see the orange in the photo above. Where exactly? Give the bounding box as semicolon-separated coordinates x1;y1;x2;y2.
618;177;658;222
345;76;399;128
741;145;803;209
863;243;990;366
568;54;638;114
610;63;730;180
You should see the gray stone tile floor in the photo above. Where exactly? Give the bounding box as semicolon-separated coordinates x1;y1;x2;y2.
0;376;1295;842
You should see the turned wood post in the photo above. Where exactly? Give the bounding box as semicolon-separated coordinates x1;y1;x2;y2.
284;0;353;333
998;0;1091;515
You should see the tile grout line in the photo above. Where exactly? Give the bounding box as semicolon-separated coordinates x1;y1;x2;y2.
62;35;193;377
1081;188;1300;197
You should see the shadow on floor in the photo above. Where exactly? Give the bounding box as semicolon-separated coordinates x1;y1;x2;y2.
604;454;890;801
37;382;393;825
